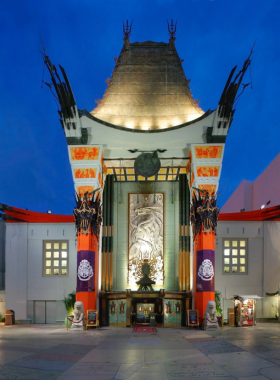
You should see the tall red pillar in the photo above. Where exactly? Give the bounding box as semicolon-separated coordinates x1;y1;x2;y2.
194;231;215;322
191;190;219;323
76;232;98;314
74;193;101;317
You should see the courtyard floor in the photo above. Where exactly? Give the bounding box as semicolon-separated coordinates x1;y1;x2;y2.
1;324;280;379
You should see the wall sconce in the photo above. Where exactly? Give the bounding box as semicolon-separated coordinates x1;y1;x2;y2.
111;301;116;314
120;301;125;314
166;301;172;314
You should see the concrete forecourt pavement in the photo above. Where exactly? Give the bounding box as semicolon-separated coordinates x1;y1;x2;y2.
0;323;280;379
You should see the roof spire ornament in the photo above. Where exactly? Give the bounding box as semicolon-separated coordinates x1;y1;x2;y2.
123;20;133;38
167;19;177;38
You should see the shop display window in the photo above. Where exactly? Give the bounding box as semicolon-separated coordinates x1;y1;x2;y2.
223;239;247;274
241;299;253;326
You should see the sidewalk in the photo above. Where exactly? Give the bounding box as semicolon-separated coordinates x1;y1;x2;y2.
0;323;280;379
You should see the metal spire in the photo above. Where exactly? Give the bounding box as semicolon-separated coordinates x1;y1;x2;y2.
123;20;133;38
167;19;177;38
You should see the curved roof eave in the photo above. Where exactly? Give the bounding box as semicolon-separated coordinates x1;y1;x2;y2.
81;109;214;134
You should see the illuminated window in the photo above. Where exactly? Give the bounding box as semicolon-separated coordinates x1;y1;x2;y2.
43;241;69;277
223;239;247;274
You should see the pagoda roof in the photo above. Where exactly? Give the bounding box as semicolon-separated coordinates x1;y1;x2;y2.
91;40;204;131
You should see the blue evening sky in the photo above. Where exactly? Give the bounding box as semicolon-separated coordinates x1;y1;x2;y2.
0;0;279;214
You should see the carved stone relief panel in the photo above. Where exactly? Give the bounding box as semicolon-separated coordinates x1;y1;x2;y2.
128;193;164;286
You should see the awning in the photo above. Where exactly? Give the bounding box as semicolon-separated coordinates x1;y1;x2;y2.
231;295;264;302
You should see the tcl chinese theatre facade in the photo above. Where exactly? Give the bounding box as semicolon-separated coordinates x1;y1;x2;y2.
1;22;253;326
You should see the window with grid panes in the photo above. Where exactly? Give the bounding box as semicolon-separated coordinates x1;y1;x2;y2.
43;241;69;276
223;239;247;274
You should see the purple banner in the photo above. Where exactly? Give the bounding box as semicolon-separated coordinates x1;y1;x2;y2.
196;249;215;292
77;250;95;292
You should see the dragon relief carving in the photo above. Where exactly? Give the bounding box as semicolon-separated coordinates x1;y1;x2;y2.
73;191;102;236
128;193;164;286
190;189;219;238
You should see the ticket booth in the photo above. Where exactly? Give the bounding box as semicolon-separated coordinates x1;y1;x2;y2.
232;295;263;327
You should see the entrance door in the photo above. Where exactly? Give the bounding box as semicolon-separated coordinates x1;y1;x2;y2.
34;301;57;324
46;301;56;323
34;301;45;323
132;299;157;324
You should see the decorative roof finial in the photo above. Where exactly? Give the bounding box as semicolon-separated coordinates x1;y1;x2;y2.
167;19;177;38
123;20;133;38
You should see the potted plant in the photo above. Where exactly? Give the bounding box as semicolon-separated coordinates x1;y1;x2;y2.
215;291;223;315
272;304;279;320
63;291;76;328
215;291;223;326
0;314;5;325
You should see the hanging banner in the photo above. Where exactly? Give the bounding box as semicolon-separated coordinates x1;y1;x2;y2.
77;250;95;292
196;249;215;292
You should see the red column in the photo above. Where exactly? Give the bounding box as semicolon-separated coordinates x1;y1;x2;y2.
76;231;98;315
194;231;215;323
74;193;101;318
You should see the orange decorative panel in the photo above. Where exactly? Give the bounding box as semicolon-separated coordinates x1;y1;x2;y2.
128;176;135;181
70;147;100;161
127;169;134;174
158;175;165;180
107;168;114;174
198;184;217;196
74;168;97;178
103;165;107;175
77;186;95;198
196;166;219;177
180;168;186;174
194;145;222;159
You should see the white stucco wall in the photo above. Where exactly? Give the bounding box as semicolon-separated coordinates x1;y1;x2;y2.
263;221;280;293
6;223;28;319
216;220;280;320
6;222;76;322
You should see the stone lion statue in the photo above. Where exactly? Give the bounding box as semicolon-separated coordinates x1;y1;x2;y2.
71;301;84;330
204;300;219;329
